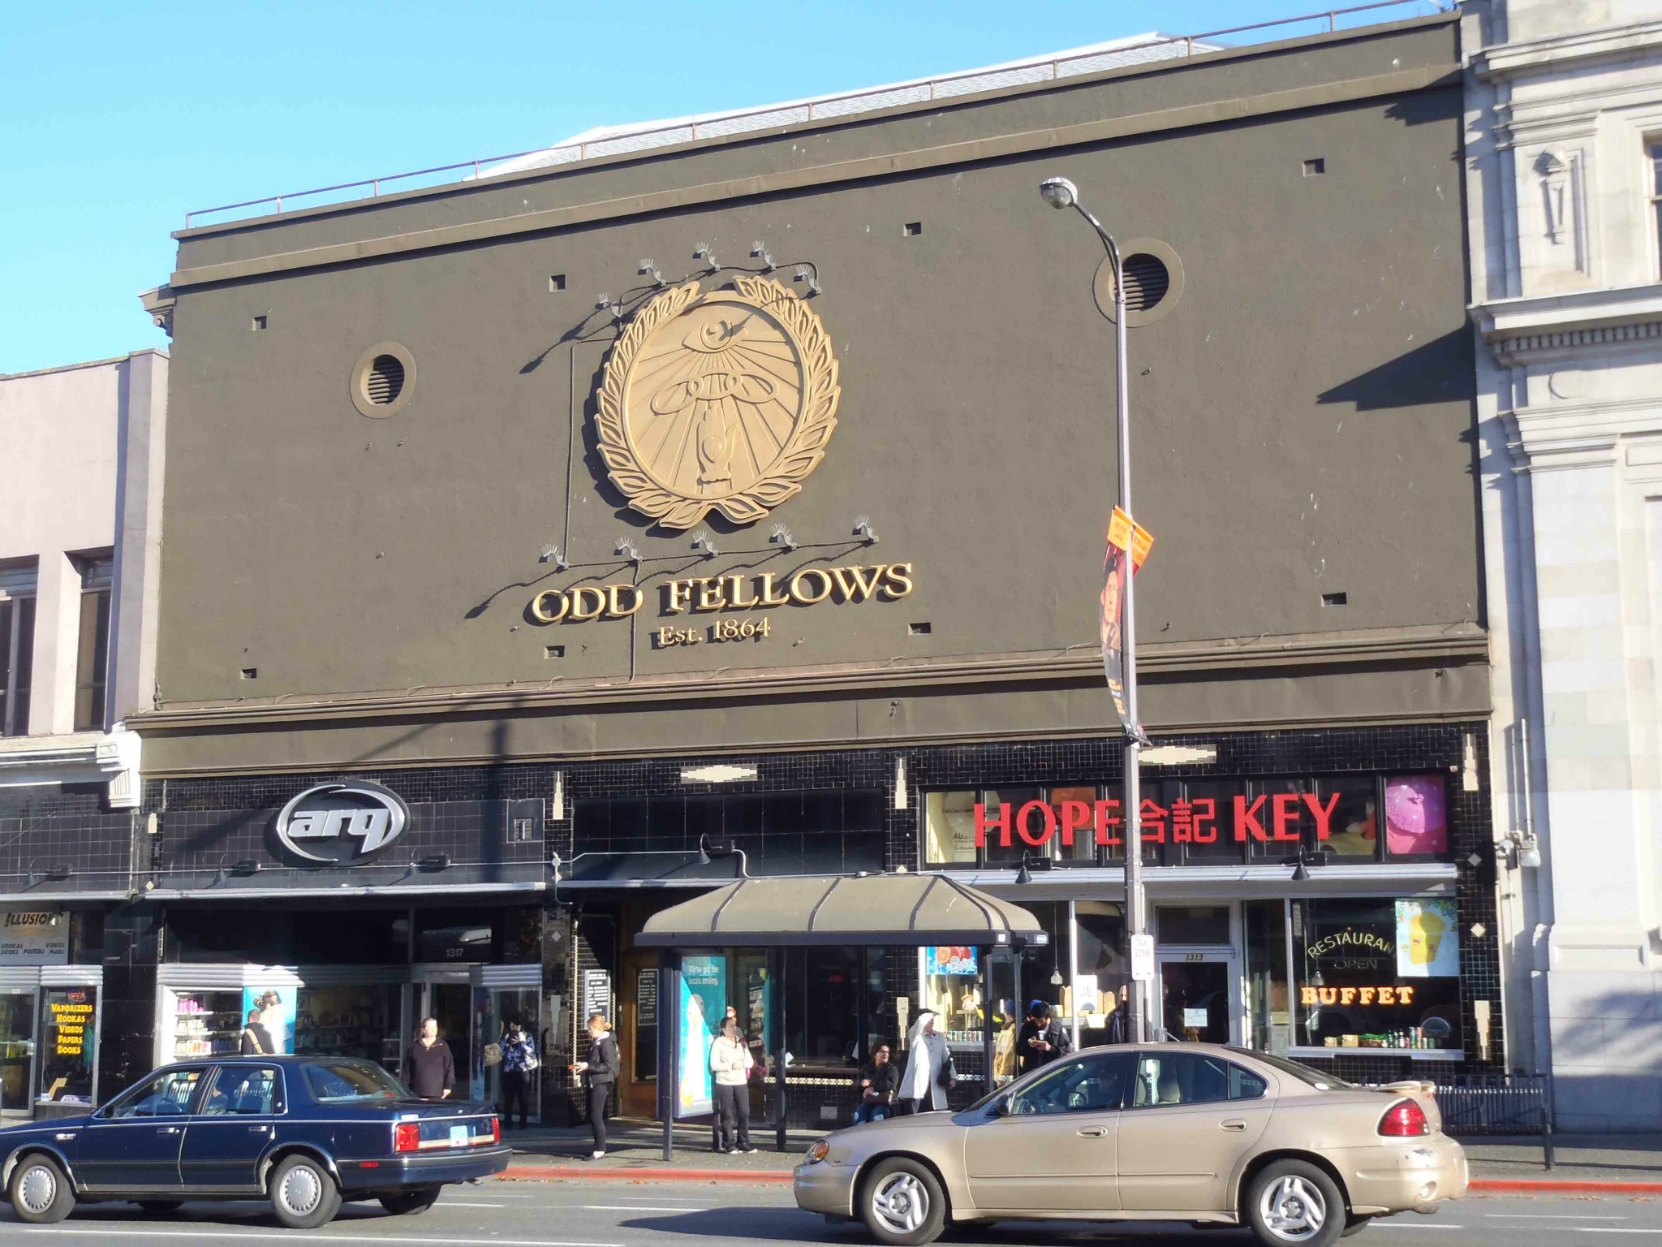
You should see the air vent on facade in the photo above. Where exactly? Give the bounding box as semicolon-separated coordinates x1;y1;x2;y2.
366;355;405;406
1121;254;1171;313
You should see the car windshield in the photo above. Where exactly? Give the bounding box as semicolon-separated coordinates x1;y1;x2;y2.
303;1059;409;1103
1229;1048;1354;1091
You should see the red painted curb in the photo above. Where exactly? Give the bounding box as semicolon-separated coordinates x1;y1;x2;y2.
1470;1179;1662;1194
504;1164;795;1184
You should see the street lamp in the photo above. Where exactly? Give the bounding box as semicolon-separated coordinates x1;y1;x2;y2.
1039;174;1150;1044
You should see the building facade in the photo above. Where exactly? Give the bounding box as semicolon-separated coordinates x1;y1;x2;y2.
1465;0;1662;1130
120;11;1493;1126
0;351;168;1118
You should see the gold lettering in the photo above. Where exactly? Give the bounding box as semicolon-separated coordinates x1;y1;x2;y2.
530;590;569;624
756;573;791;607
790;568;834;604
723;573;759;609
664;579;694;615
1398;985;1414;1005
1359;987;1377;1006
1300;986;1317;1006
569;586;608;622
694;578;728;612
829;565;884;603
1378;987;1396;1005
606;584;645;617
1317;988;1338;1006
1339;988;1357;1007
880;561;915;599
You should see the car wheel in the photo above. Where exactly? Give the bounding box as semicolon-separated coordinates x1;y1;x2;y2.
9;1154;75;1224
1246;1159;1344;1247
135;1200;184;1214
1341;1215;1375;1237
268;1154;342;1230
379;1187;441;1215
860;1157;947;1247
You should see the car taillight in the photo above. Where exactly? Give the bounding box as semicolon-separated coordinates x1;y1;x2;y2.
1379;1098;1430;1137
490;1116;501;1144
394;1122;422;1153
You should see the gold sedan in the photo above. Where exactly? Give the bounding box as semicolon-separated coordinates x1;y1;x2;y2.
795;1044;1466;1247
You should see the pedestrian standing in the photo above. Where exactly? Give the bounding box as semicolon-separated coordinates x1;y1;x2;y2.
499;1018;537;1129
240;1007;275;1056
571;1011;618;1160
709;1015;755;1153
853;1042;900;1123
403;1017;455;1099
898;1010;955;1114
1016;1000;1071;1075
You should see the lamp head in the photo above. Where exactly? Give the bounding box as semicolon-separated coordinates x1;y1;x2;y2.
1039;176;1078;211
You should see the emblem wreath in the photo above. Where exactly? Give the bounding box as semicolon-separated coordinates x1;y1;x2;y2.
595;275;841;530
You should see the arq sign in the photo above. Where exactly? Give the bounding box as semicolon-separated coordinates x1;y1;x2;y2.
274;782;410;865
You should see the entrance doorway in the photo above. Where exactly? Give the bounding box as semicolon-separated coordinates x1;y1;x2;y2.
0;991;36;1120
1156;953;1238;1044
617;952;658;1118
411;978;477;1100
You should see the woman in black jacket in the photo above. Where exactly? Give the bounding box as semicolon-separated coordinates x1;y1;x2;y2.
571;1011;618;1159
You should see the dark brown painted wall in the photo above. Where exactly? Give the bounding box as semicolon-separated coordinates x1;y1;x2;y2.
144;17;1483;772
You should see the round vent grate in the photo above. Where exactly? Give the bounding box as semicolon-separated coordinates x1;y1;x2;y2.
366;354;405;406
1121;254;1171;313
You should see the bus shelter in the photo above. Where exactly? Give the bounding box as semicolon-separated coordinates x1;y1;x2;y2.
634;873;1046;1158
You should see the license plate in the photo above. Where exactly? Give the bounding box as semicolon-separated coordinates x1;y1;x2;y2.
449;1124;469;1146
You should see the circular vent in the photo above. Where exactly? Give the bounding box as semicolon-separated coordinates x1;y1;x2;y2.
351;343;416;418
1121;254;1171;313
366;354;405;405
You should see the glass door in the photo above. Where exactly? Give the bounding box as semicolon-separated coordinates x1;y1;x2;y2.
1156;953;1238;1044
412;980;477;1100
482;988;541;1124
0;991;36;1120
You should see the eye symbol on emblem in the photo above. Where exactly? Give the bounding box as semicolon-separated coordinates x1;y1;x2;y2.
274;782;410;865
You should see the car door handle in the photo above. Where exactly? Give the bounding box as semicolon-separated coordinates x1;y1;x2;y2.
158;1126;181;1135
248;1125;270;1133
1220;1119;1247;1132
1077;1126;1109;1138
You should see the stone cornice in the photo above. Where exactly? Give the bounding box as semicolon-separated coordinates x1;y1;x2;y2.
1472;20;1662;82
130;627;1488;736
1472;283;1662;363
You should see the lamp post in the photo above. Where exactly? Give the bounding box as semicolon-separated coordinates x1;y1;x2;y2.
1039;175;1150;1044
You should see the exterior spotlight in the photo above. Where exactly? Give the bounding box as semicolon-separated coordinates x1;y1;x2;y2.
1291;859;1310;883
854;517;878;544
417;854;451;872
539;545;568;570
1015;852;1033;886
1039;176;1079;210
691;530;719;557
769;524;797;551
615;539;642;564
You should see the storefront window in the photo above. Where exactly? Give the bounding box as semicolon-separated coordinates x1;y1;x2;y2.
171;989;244;1059
1291;898;1462;1052
1321;777;1378;858
923;946;981;1043
1073;901;1126;1039
37;987;95;1107
296;985;400;1063
1156;905;1230;945
1384;776;1448;858
0;991;34;1117
1243;900;1290;1054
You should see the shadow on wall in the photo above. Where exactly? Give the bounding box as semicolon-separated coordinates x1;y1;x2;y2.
1316;327;1471;412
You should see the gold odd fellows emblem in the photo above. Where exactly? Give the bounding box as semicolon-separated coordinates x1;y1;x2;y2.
596;275;840;530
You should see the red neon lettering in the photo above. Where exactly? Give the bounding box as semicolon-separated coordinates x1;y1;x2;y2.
1303;792;1341;840
1171;797;1218;843
1094;799;1122;846
974;802;1011;848
1059;801;1092;848
1233;795;1268;842
1016;801;1055;847
1140;799;1168;844
1273;792;1302;841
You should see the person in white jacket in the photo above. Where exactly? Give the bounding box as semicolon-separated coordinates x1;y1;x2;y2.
709;1014;755;1153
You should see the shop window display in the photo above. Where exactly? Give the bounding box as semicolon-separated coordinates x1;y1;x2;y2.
1073;901;1126;1038
1384;776;1448;857
36;987;96;1107
1291;898;1462;1053
171;990;244;1059
923;945;981;1043
1243;900;1290;1054
295;985;400;1064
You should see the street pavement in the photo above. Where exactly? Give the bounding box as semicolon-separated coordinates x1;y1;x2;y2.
0;1184;1655;1246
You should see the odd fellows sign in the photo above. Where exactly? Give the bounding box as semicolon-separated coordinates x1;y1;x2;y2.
973;790;1345;849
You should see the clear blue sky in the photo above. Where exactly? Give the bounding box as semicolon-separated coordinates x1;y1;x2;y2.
0;0;1436;374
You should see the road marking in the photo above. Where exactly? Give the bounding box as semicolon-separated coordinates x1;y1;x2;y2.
1372;1227;1463;1232
439;1200;510;1207
1577;1231;1662;1236
21;1229;620;1246
581;1204;716;1212
1487;1214;1627;1220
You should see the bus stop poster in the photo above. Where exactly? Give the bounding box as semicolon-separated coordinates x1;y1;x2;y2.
676;954;726;1118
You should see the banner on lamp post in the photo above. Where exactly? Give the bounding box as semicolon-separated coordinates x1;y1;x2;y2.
1100;507;1153;735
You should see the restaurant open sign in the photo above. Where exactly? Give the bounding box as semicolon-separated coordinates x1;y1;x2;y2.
972;792;1344;848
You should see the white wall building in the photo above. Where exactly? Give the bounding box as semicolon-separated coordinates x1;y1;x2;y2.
0;352;168;806
1465;0;1662;1130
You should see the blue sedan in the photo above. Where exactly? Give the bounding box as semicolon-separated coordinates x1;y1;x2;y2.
0;1056;509;1228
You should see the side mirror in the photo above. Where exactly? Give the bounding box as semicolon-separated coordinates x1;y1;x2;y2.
990;1095;1011;1118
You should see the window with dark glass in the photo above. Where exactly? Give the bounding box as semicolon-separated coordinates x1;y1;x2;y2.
0;562;37;737
72;554;113;731
1652;143;1662;275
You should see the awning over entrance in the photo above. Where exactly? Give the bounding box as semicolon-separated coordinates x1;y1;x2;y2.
634;872;1047;948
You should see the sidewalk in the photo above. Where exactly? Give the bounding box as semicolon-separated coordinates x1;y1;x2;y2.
500;1122;1662;1192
